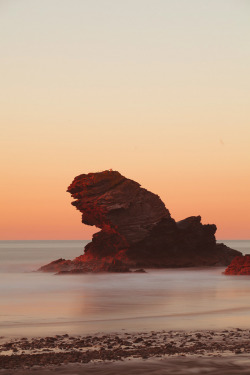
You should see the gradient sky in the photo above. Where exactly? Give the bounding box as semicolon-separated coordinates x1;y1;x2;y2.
0;0;249;240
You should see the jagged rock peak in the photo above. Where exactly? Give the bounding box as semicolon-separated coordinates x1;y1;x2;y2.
67;170;171;244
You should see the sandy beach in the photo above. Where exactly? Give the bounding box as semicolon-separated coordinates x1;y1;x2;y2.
1;329;250;373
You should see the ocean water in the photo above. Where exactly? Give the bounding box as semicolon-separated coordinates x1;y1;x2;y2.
0;240;250;338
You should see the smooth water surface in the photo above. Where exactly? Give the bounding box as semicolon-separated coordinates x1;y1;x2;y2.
0;240;250;337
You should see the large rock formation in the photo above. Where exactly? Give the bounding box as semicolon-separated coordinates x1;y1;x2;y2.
40;170;241;273
224;255;250;275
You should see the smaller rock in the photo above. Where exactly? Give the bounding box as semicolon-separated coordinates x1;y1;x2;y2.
224;255;250;275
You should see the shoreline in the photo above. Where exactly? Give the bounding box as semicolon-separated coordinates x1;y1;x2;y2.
1;328;250;371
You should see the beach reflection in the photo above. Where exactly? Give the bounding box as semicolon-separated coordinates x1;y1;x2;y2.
1;240;250;338
2;268;250;337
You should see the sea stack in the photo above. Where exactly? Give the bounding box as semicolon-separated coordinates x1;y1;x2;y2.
40;170;241;273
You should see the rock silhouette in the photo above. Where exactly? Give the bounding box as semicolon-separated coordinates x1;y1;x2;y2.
39;170;241;273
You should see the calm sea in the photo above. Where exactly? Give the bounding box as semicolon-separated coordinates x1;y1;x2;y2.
0;240;249;338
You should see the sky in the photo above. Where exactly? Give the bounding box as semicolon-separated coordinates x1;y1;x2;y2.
0;0;249;240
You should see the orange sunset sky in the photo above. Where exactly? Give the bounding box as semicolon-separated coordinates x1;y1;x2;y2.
0;0;249;240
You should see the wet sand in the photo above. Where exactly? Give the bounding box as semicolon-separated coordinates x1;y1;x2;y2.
1;329;250;373
2;356;250;375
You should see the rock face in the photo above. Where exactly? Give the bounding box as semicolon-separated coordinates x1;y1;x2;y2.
39;170;241;273
224;255;250;275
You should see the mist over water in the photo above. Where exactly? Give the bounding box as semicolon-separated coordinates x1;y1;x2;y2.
0;240;250;338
